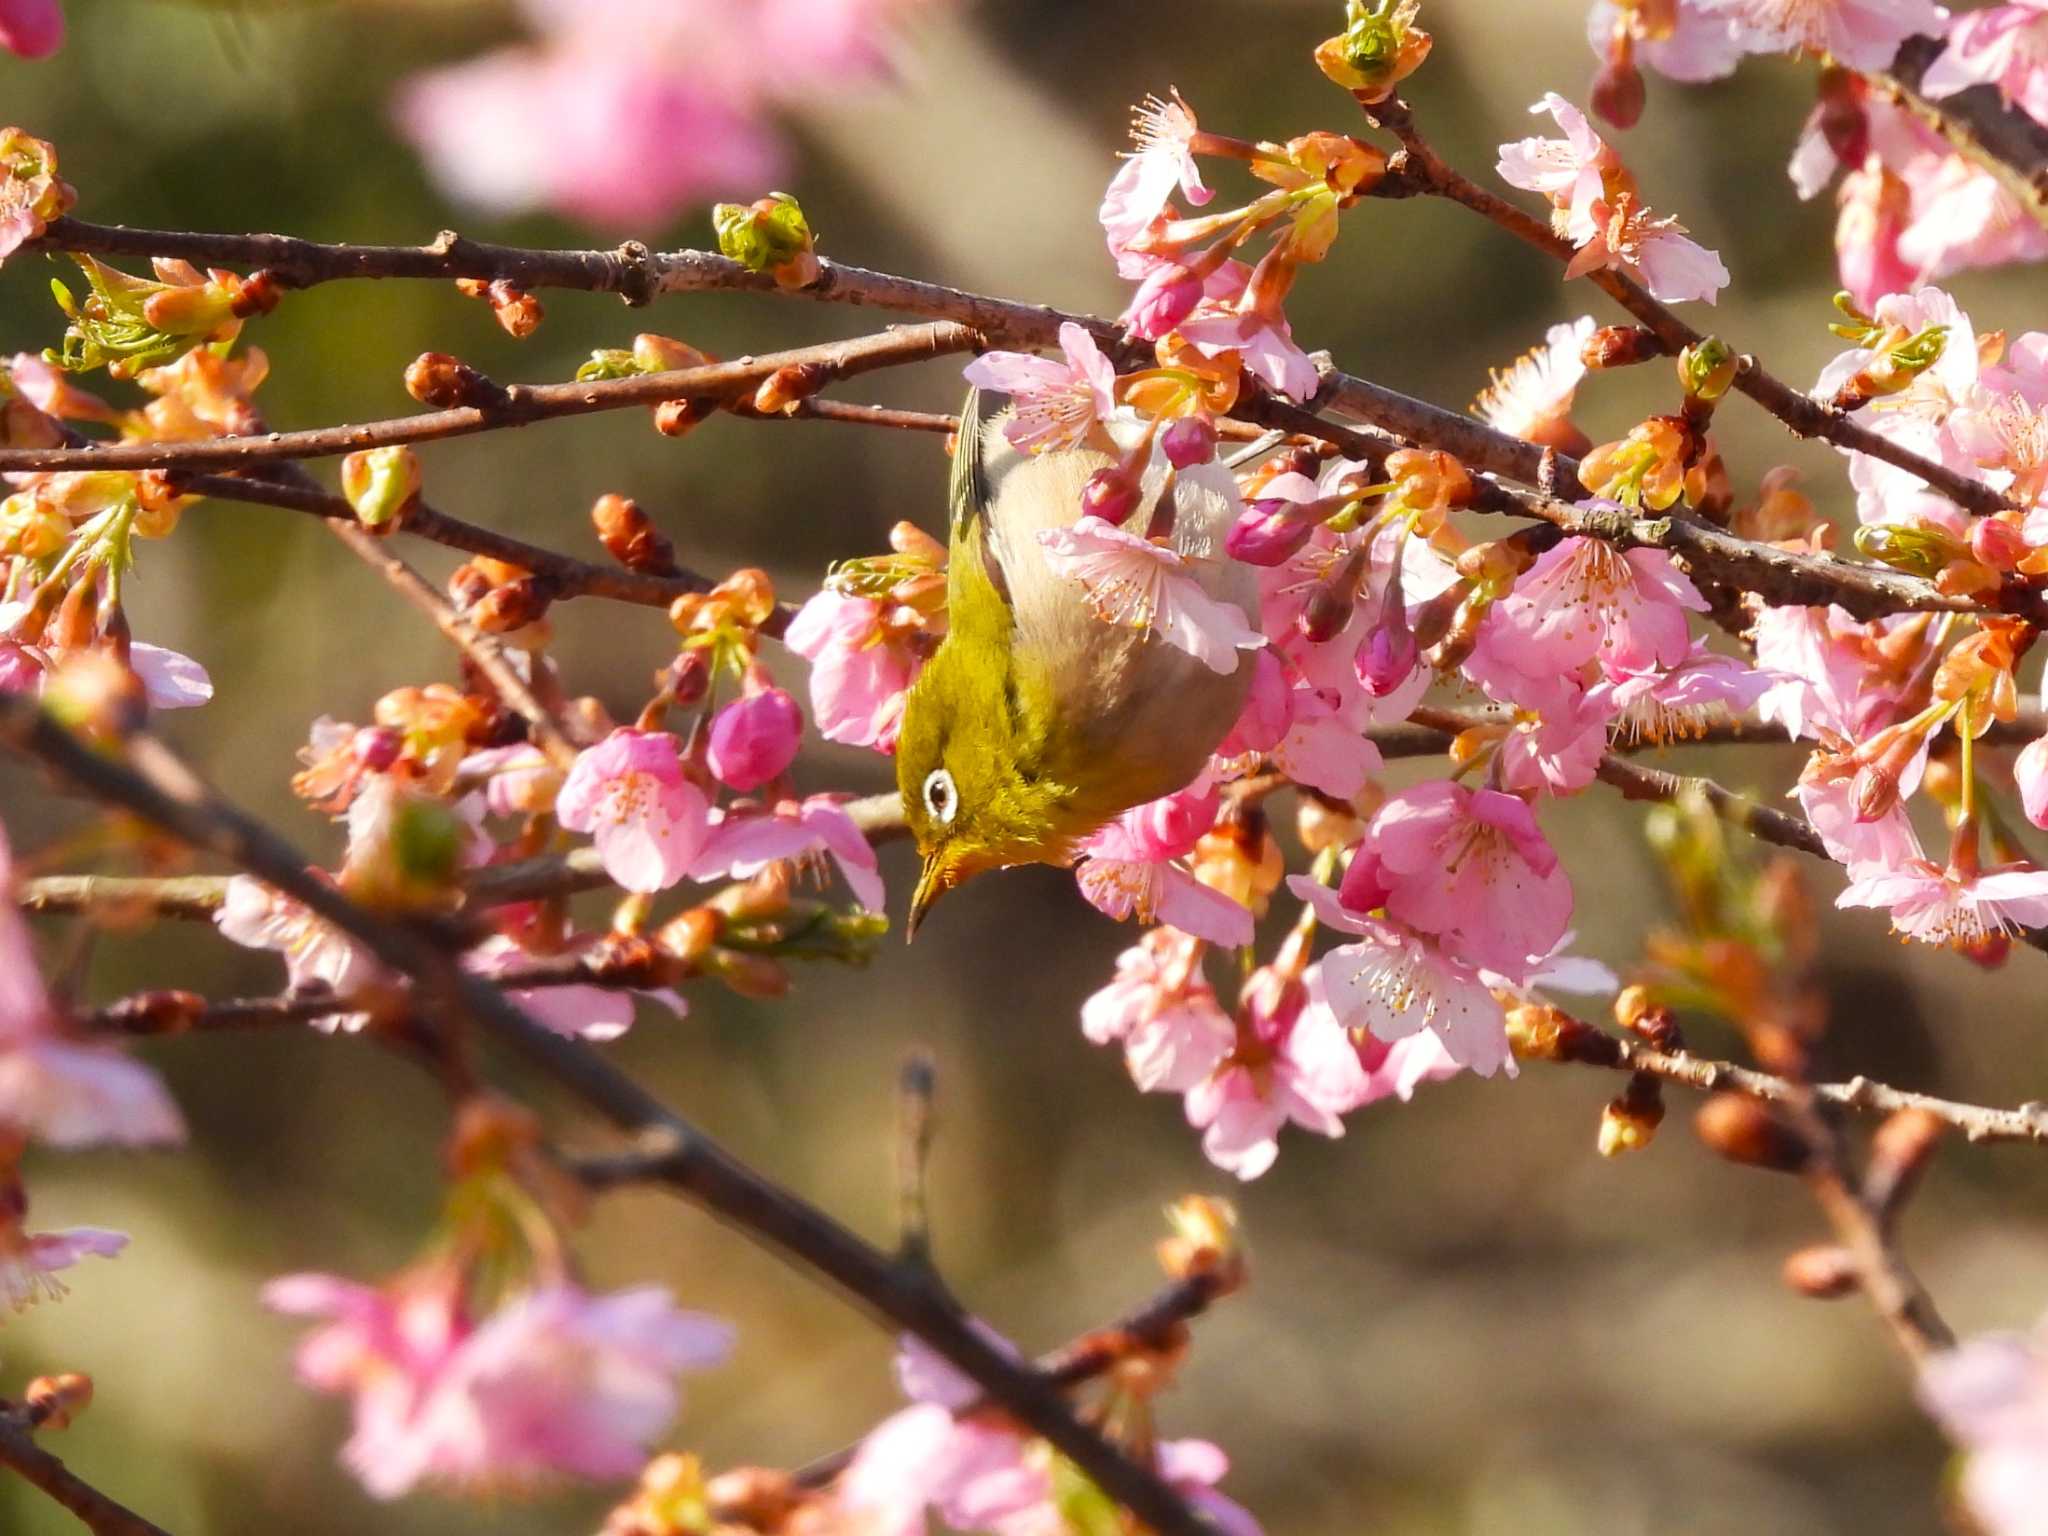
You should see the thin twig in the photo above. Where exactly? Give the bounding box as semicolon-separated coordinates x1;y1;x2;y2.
0;1413;174;1536
0;698;1213;1536
1361;95;2019;519
0;324;984;473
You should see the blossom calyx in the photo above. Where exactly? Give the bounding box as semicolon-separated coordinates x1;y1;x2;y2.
1315;0;1432;102
339;446;421;531
1677;336;1738;402
713;192;820;290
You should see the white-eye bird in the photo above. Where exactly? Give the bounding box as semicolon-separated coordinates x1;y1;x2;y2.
895;388;1259;936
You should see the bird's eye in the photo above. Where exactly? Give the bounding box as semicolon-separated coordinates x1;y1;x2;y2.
923;767;958;827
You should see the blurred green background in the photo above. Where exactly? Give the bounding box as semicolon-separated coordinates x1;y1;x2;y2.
3;1;2047;1532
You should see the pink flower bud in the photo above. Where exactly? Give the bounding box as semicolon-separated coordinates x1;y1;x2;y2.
707;686;802;791
1159;415;1218;470
1225;500;1317;566
1336;846;1391;914
1122;264;1204;340
1970;516;2026;572
1354;616;1418;696
352;726;403;772
1081;467;1140;526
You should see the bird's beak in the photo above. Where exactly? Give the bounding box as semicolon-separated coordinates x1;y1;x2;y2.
905;853;955;943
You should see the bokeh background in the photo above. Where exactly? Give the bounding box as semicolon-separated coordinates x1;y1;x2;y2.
3;1;2047;1532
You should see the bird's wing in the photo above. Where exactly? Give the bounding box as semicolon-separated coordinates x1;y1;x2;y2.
945;387;1012;614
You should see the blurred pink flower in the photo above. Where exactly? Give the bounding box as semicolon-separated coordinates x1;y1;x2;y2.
269;1272;732;1499
784;589;921;753
1701;0;1949;70
0;821;184;1147
1585;1;1746;81
1921;1;2048;126
961;323;1117;455
462;934;685;1043
0;0;61;60
1081;929;1236;1094
215;874;384;1019
0;1225;125;1312
1919;1317;2048;1536
706;681;803;792
395;0;939;229
555;728;709;894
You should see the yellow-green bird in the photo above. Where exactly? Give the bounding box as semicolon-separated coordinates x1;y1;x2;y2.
896;390;1259;937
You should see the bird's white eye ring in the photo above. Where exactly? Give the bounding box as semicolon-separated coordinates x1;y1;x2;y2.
923;768;958;827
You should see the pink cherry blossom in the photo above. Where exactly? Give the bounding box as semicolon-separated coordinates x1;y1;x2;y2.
1918;1314;2048;1536
215;875;385;1017
1922;2;2048;127
960;323;1118;455
1290;877;1513;1076
706;682;803;792
1753;604;1917;742
1473;315;1597;447
463;742;562;818
783;589;921;752
1098;88;1213;256
1589;642;1771;744
1498;92;1610;207
0;1225;125;1312
1492;532;1709;680
1038;515;1265;674
1081;929;1236;1094
1364;781;1574;982
555;729;710;894
1072;785;1254;947
1269;680;1386;799
1701;0;1950;70
1182;967;1367;1180
1814;285;1981;420
1491;677;1616;796
1839;854;2048;946
1586;1;1746;80
462;934;685;1043
686;795;886;909
2018;734;2048;829
1794;746;1926;872
0;0;61;58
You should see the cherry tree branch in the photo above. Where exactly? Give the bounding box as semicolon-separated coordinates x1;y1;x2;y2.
0;324;983;474
0;697;1214;1536
1876;36;2048;231
1360;96;2019;519
0;1412;173;1536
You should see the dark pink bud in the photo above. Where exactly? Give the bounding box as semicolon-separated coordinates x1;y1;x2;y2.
1355;617;1418;697
1160;415;1218;470
1590;51;1645;131
1082;468;1140;526
352;726;403;772
1337;846;1391;914
1226;501;1317;566
707;685;803;791
1122;264;1204;340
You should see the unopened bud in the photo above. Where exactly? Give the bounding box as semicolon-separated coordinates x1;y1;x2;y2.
1082;467;1140;526
24;1374;92;1430
1226;498;1318;565
1969;517;2026;571
751;361;827;415
591;493;677;574
1506;1003;1617;1064
654;906;721;968
404;352;504;411
471;576;553;634
339;446;421;530
1597;1074;1664;1156
1160;414;1219;469
651;398;708;438
634;334;715;373
1583;325;1664;370
713;192;820;288
455;277;543;338
446;561;494;610
1783;1244;1860;1299
1591;47;1646;131
1694;1092;1811;1172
